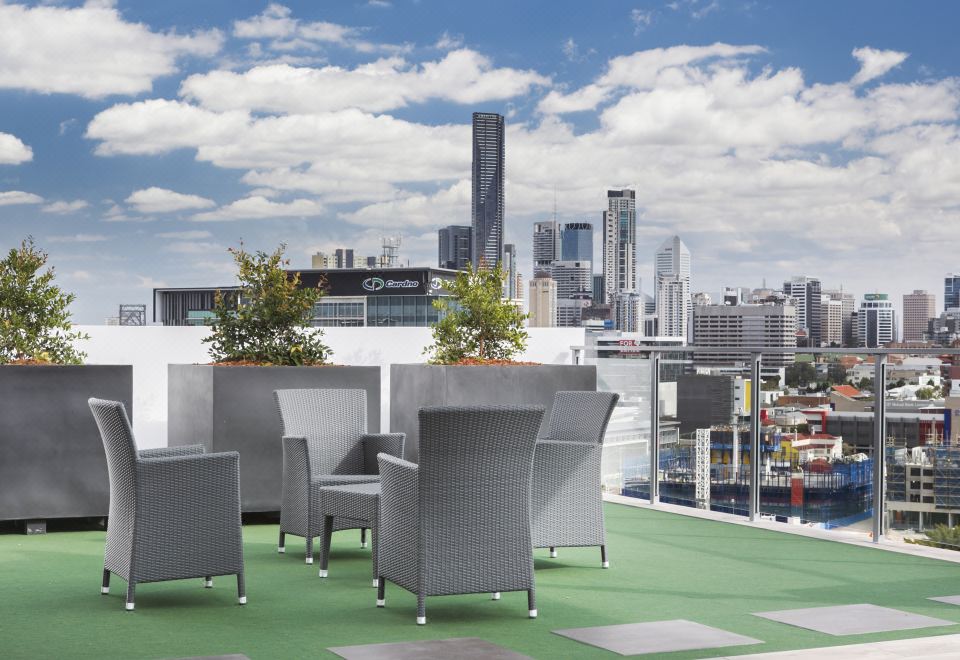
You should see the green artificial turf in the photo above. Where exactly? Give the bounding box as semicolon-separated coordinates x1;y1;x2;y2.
3;503;960;659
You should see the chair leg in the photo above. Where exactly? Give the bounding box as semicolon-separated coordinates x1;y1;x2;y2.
528;589;537;618
125;581;136;611
601;545;609;569
491;592;501;600
101;568;110;595
319;516;333;578
278;531;286;554
204;576;213;588
360;527;367;549
237;573;246;605
376;576;385;607
549;546;557;558
416;593;426;625
305;535;314;565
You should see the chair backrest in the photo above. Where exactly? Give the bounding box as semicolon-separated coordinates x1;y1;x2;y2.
274;388;367;475
545;391;620;445
417;406;544;561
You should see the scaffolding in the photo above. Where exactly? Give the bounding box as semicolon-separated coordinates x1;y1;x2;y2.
934;446;960;509
695;429;710;510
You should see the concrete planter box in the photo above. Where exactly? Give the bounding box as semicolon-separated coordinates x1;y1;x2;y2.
0;365;133;521
168;364;380;512
390;364;597;462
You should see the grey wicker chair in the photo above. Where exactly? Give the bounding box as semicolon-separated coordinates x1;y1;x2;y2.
531;391;619;567
376;405;544;625
88;398;245;611
274;388;404;566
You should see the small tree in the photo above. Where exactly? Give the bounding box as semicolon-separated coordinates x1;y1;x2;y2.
204;243;331;366
425;261;528;364
0;237;87;365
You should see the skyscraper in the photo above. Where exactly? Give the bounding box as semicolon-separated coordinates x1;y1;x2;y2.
438;225;472;270
823;289;855;346
655;236;691;339
532;221;560;277
903;289;936;342
858;293;897;348
602;189;636;322
528;277;557;327
946;273;960;311
552;260;592;327
503;243;518;300
471;112;504;269
692;303;797;367
561;222;593;262
783;276;822;346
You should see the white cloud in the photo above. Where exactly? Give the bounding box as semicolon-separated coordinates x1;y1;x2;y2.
192;196;324;221
47;233;109;243
42;200;89;214
691;0;720;20
179;49;550;114
163;240;225;254
0;190;43;206
155;230;213;240
631;9;653;33
126;187;215;213
851;47;909;86
0;1;222;98
435;32;464;50
0;132;32;164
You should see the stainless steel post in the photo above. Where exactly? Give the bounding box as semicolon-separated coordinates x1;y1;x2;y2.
872;355;887;542
748;353;762;521
650;353;661;505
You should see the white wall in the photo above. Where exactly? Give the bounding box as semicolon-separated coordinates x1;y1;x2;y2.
76;326;585;449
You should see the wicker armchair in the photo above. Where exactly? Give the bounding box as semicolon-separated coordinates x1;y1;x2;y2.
274;388;404;566
88;398;245;611
531;391;619;567
376;405;544;625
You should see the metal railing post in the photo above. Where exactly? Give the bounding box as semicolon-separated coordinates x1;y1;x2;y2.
872;354;887;543
749;353;762;521
650;353;661;505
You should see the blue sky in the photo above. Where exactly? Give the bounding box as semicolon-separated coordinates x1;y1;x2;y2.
1;0;959;323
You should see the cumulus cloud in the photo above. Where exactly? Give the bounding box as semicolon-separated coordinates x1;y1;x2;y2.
0;132;32;164
192;196;324;221
126;187;215;213
0;191;43;206
42;200;89;214
0;1;222;98
851;47;909;86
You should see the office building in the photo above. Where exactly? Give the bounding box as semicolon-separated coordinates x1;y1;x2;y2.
528;277;557;327
592;274;605;305
820;295;844;346
927;309;960;346
655;236;691;339
823;289;855;346
903;290;936;342
552;260;592;327
602;189;636;313
692;303;797;367
946;273;960;312
532;220;560;277
783;276;822;346
693;292;713;306
471;112;505;269
438;225;472;270
312;249;381;269
857;293;897;348
561;222;593;262
614;290;643;333
503;243;518;300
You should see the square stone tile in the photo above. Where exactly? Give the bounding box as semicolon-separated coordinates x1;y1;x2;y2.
552;619;763;656
328;637;531;659
929;595;960;607
753;603;954;636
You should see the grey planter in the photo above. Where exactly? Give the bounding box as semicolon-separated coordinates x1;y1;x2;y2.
0;365;133;521
168;364;380;512
390;364;597;462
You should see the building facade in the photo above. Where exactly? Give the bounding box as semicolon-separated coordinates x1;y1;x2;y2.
857;293;897;348
822;289;855;347
552;260;592;327
561;222;593;262
471;112;505;269
655;236;691;339
602;189;636;313
903;289;936;342
503;243;518;300
692;303;797;367
783;276;822;346
528;277;557;327
532;220;560;277
946;273;960;312
438;225;472;270
820;295;844;346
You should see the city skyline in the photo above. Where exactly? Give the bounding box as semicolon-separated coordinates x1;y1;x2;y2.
1;2;960;322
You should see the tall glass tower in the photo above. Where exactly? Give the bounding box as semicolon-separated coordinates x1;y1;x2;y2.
471;112;505;269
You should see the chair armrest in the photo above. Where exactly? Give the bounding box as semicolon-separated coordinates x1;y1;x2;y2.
377;454;419;580
362;433;406;474
136;452;241;515
139;445;205;459
534;440;600;472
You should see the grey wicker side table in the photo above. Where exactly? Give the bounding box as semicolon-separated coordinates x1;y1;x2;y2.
317;482;381;586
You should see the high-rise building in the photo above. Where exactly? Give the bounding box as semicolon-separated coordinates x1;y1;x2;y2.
858;293;897;348
820;295;844;346
927;309;960;345
693;292;713;306
335;248;354;269
471;112;504;269
614;290;643;333
532;220;560;277
783;276;822;346
311;252;334;268
692;303;797;367
945;273;960;311
655;236;691;339
552;260;592;327
592;274;605;305
438;225;472;270
503;243;518;300
602;189;636;312
561;222;593;262
903;289;936;342
823;289;855;346
313;249;379;269
528;277;557;327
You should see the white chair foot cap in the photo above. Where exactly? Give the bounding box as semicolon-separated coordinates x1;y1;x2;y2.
376;599;385;607
491;592;501;600
238;596;247;605
305;557;313;565
372;579;379;587
361;542;367;549
602;561;610;568
204;579;213;588
529;609;538;618
277;546;285;554
318;569;328;578
100;587;109;594
416;616;426;625
549;550;557;558
125;602;135;611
